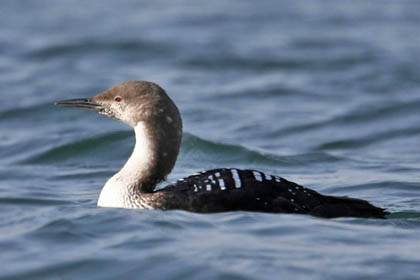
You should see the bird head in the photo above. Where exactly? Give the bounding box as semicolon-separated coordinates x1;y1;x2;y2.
56;81;176;127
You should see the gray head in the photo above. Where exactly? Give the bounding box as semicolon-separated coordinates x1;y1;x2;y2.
57;81;179;126
57;81;183;190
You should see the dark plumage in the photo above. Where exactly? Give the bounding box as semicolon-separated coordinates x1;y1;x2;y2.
146;168;387;218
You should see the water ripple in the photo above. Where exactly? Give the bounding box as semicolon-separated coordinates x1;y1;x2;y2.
181;133;340;166
23;130;131;164
0;197;67;206
26;39;173;60
2;1;420;279
317;126;420;151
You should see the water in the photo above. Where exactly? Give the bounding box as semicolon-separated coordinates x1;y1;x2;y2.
1;0;420;279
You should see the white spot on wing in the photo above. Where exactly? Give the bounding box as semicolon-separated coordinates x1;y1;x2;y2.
218;179;226;190
206;184;212;191
231;169;241;189
253;171;263;182
209;175;216;184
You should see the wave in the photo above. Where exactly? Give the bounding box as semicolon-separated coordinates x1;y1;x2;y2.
387;212;420;219
182;55;307;71
0;103;54;120
316;124;420;150
25;38;172;60
0;197;68;206
275;98;420;136
23;130;132;164
181;48;377;72
180;133;339;167
23;130;339;167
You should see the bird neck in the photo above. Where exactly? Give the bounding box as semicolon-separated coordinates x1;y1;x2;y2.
119;122;157;191
97;122;159;208
97;118;182;208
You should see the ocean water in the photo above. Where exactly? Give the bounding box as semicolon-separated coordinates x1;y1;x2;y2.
1;0;420;279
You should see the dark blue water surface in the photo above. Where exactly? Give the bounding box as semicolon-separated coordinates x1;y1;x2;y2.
1;1;420;279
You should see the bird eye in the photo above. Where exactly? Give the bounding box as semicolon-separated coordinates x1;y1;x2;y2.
114;96;122;102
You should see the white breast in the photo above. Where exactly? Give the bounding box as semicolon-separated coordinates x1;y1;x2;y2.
97;177;132;208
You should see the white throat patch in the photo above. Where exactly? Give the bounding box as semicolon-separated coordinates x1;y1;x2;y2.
97;122;154;208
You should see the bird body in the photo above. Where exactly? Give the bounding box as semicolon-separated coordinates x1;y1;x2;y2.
56;81;387;218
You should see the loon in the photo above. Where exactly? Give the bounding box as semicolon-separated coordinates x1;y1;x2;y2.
56;81;387;218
